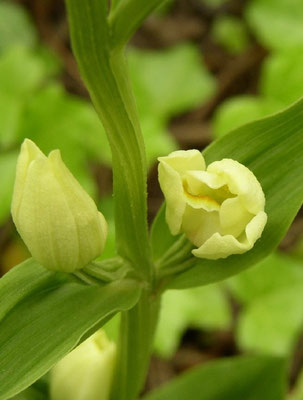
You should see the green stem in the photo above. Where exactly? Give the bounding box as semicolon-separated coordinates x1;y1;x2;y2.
64;3;166;400
109;0;169;49
156;235;194;270
65;0;152;281
111;290;161;400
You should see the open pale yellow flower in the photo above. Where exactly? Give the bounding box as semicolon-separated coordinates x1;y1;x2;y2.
11;139;107;272
158;150;267;260
50;330;116;400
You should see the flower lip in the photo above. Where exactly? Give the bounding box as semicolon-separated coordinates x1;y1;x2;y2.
182;171;238;213
183;184;221;212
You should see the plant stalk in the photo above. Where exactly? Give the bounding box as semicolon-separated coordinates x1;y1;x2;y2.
111;290;161;400
65;0;153;281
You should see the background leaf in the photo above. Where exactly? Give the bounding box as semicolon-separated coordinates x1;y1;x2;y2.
128;43;216;166
227;252;303;305
0;46;48;97
260;48;303;105
129;44;216;119
228;253;303;355
211;16;250;54
213;96;281;138
246;0;303;50
154;284;231;358
238;286;303;356
12;377;49;400
0;151;18;224
0;2;37;53
213;43;303;139
142;356;287;400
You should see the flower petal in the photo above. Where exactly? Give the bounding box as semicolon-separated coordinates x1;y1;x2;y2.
158;160;185;235
158;150;205;176
49;150;108;266
208;159;265;214
220;196;254;238
181;205;221;247
192;211;267;259
245;211;267;244
16;155;79;272
11;139;46;219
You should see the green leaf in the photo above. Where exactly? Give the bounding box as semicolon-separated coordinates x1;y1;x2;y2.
290;369;303;400
211;16;250;54
202;0;228;7
212;96;282;138
129;44;216;119
12;387;47;400
12;378;49;400
151;204;178;262
0;94;23;149
0;46;47;97
213;48;303;138
19;84;110;196
153;0;174;16
154;284;231;358
141;117;177;167
0;151;18;224
128;44;214;165
260;48;303;105
154;99;303;289
111;0;122;10
0;259;141;399
238;284;303;355
246;0;303;50
0;2;37;53
229;252;303;355
291;236;303;260
142;356;287;400
227;252;303;305
109;0;168;48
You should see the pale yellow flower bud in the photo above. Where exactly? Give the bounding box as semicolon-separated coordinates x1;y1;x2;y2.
11;139;107;272
158;150;267;260
50;330;116;400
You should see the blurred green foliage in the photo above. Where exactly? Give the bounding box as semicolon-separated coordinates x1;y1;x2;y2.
129;44;215;119
246;0;303;50
143;355;287;400
212;16;250;54
154;284;231;357
214;0;303;138
128;44;216;165
201;0;228;7
213;96;281;138
0;1;37;52
153;251;303;360
261;49;303;104
213;48;303;137
0;1;215;229
290;371;303;400
0;45;107;199
228;253;303;355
